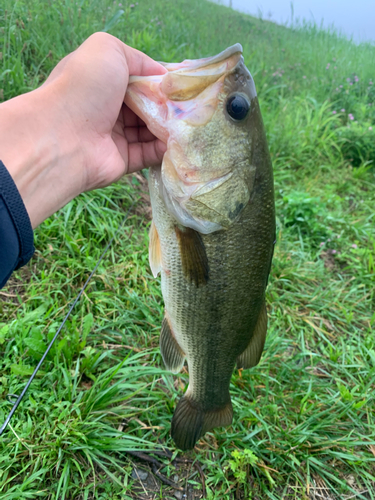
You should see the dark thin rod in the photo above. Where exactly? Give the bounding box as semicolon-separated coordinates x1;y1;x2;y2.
0;202;136;437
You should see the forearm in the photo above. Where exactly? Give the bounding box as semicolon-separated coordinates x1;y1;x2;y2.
0;86;84;228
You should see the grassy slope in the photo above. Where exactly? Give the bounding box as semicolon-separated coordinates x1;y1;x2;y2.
1;0;375;498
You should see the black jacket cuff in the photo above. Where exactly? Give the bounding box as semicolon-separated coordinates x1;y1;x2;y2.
0;160;35;288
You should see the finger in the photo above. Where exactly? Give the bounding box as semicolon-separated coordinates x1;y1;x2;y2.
120;43;167;78
121;104;147;128
113;114;157;143
127;140;167;173
116;104;161;143
124;125;158;144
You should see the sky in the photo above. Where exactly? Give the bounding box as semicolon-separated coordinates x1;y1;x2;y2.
212;0;375;43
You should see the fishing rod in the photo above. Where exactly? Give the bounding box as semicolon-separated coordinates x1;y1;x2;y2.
0;200;137;437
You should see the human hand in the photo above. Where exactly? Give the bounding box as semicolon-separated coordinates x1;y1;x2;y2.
0;33;167;228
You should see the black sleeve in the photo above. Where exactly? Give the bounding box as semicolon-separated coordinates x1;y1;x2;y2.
0;160;35;289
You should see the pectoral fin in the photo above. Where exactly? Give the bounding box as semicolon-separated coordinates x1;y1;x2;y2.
175;226;209;286
237;303;268;369
160;315;185;373
149;220;162;278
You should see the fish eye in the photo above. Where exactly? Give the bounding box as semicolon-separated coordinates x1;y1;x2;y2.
226;94;250;121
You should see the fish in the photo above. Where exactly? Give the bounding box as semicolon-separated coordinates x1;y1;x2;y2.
125;44;275;451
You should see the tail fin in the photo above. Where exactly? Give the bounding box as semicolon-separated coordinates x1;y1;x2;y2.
171;395;233;450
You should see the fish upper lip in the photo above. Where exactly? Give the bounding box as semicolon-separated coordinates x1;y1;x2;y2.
159;43;243;73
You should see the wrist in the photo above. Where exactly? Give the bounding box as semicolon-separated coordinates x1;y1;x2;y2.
0;86;84;228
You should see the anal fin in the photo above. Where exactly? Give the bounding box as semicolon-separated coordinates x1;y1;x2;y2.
160;315;185;373
237;303;268;369
149;220;162;277
175;226;209;287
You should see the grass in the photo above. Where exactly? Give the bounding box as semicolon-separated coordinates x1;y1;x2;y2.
1;0;375;498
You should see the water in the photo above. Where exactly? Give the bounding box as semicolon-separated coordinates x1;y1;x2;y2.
213;0;375;43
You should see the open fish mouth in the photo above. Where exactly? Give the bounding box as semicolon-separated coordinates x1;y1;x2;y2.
129;43;244;99
125;44;258;234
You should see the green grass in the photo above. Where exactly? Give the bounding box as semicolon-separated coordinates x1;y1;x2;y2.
1;0;375;498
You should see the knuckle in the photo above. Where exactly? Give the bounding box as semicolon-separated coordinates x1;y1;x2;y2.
87;32;115;46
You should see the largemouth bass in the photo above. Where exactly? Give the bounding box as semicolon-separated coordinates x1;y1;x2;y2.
125;44;275;450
